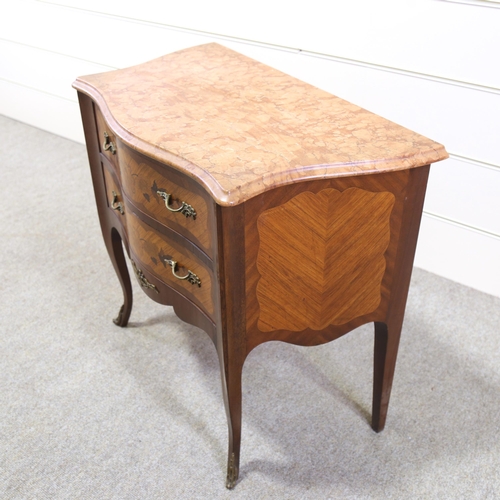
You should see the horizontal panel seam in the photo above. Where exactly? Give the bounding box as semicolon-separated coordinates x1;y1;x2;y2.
297;51;500;95
36;0;500;95
0;76;77;102
0;36;118;69
437;0;500;9
422;211;500;241
448;153;500;172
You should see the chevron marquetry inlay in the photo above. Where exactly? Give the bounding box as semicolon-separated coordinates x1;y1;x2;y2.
256;188;395;332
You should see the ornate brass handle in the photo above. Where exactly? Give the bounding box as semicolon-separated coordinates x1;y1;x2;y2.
163;258;201;287
157;190;196;219
111;191;124;214
132;260;159;293
103;131;116;155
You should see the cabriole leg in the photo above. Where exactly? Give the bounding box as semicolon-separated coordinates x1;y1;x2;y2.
102;226;133;327
219;351;244;489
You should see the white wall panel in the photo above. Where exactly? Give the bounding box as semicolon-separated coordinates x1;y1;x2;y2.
0;1;210;69
4;3;497;165
41;0;500;88
0;40;114;102
0;79;84;142
425;158;500;236
1;0;498;296
415;214;500;298
3;4;498;163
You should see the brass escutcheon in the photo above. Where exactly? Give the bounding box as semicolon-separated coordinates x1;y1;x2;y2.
131;260;159;293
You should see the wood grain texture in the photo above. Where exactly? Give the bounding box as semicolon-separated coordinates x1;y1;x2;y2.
126;211;215;317
126;252;217;345
119;145;215;257
78;93;133;327
73;43;448;206
371;165;430;432
216;203;248;489
256;188;395;331
244;170;410;353
75;37;446;486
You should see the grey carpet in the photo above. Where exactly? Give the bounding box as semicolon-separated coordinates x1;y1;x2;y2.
1;114;499;499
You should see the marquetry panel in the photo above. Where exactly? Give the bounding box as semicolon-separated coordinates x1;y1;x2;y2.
119;146;214;257
256;187;395;331
126;212;214;317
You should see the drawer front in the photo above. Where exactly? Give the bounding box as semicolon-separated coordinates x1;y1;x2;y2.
127;211;215;318
118;146;215;258
94;106;119;169
102;166;125;219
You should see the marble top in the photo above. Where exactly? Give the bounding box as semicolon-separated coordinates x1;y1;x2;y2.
73;43;448;206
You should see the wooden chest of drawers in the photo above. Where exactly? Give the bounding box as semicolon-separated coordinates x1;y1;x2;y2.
74;43;448;488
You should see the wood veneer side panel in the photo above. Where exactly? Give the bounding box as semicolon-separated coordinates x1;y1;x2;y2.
243;171;409;352
255;187;395;331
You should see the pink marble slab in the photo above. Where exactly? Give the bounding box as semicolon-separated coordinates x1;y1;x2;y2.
74;43;448;206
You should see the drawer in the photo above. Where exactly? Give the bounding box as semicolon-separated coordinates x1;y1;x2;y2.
126;211;215;318
118;145;215;258
102;166;125;219
94;105;119;169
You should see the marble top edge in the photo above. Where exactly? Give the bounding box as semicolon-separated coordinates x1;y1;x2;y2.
73;43;448;206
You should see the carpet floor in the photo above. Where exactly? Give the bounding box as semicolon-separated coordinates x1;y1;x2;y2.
1;114;499;499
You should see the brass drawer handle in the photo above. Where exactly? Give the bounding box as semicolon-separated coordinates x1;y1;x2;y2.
157;190;197;220
163;258;201;287
103;131;117;155
111;191;124;214
132;260;159;293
